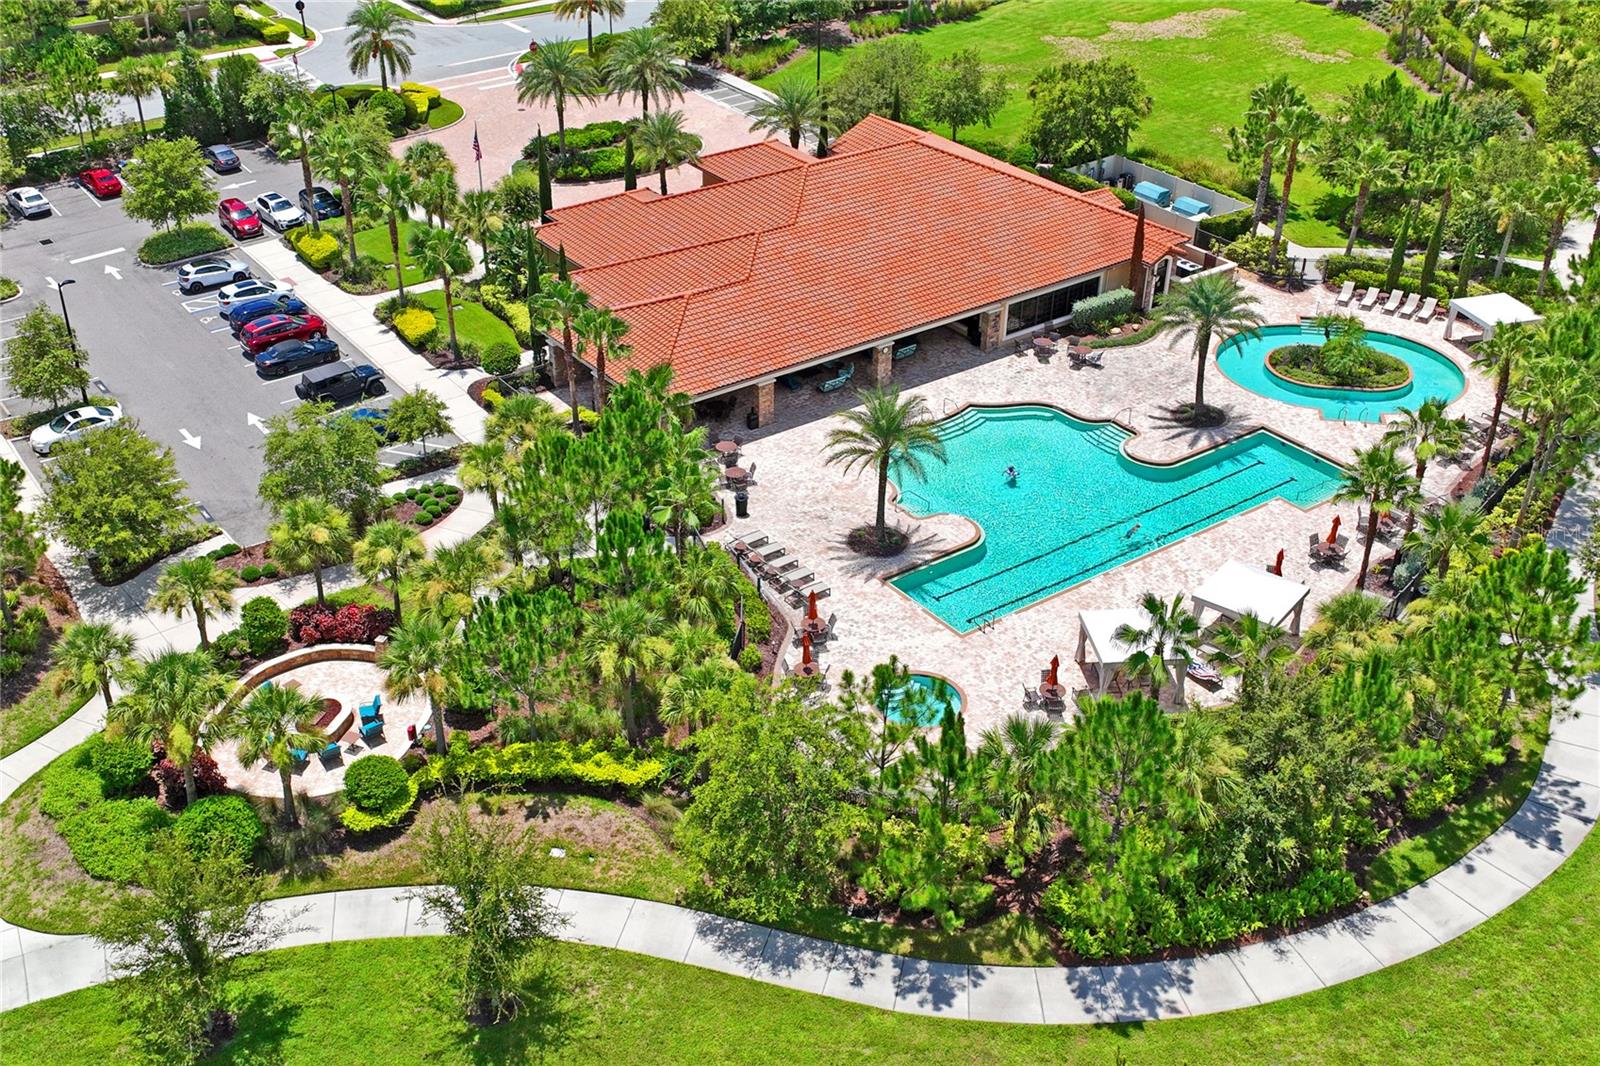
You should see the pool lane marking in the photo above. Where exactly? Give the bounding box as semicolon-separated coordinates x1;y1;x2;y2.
930;459;1267;602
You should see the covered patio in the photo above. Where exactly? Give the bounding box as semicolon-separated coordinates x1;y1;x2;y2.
1074;607;1191;701
1442;292;1543;342
1191;560;1312;636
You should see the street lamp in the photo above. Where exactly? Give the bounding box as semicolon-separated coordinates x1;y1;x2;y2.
56;279;88;405
294;0;308;39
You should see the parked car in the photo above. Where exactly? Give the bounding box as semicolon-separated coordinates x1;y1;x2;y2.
253;191;305;231
228;295;309;331
177;256;250;293
217;197;262;238
255;337;341;378
29;403;123;455
348;405;398;440
6;186;52;219
202;144;241;173
296;362;385;404
297;185;343;220
78;168;122;198
240;313;327;353
217;278;294;311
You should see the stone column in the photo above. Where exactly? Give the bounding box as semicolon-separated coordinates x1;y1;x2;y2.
872;342;893;386
978;307;1005;350
755;380;775;426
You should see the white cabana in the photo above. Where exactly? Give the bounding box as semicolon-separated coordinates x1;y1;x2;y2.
1443;292;1543;342
1075;607;1188;700
1190;560;1311;635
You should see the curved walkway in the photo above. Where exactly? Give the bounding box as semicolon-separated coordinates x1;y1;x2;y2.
1;493;1596;1021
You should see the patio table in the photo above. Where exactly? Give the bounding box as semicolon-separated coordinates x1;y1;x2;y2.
803;617;829;638
1038;682;1067;702
724;466;748;484
793;662;821;678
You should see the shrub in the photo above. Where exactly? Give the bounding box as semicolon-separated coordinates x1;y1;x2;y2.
0;652;22;677
42;765;106;819
335;84;381;108
3;605;44;656
849;12;902;37
724;37;798;79
401;91;429;125
413;739;667;796
738;645;763;672
1071;287;1135;332
173;794;264;863
239;596;288;658
414;513;434;526
481;340;521;376
87;735;156;795
1223;234;1276;273
393;307;440;349
259;19;290;44
401;81;441;103
340;776;418;832
521;120;627;159
287;602;396;645
1008;144;1037;169
153;750;229;804
478;284;534;347
289;226;343;271
343;754;409;812
1204;207;1255;243
60;798;172;882
207;543;243;560
363;89;409;136
261;563;280;578
138;224;229;265
241;564;262;582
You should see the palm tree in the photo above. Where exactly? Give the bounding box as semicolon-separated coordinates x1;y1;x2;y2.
516;40;598;157
1334;443;1420;589
1207;614;1292;711
1470;322;1529;475
667;547;739;628
1169;712;1244;826
1487;176;1536;279
572;305;629;413
749;77;818;149
1113;591;1201;701
633;109;701;195
344;0;416;92
1509;346;1591;541
150;557;239;649
403;138;456;187
603;27;684;121
354;520;426;620
113;650;230;806
533;276;591;432
380;616;457;755
414;539;500;622
1381;396;1466;532
459;439;512;519
823;386;948;547
1404;499;1488;579
1323;140;1398;255
1267;103;1320;268
267;86;329;232
51;621;136;710
114;55;170;140
418;169;460;228
553;0;625;53
1534;166;1593;296
361;160;417;298
484;393;562;454
408;225;473;356
581;596;670;745
307;117;378;269
1241;74;1303;224
269;498;353;606
1155;272;1265;416
1304;589;1392;662
456;189;504;251
229;684;325;825
651;450;719;558
976;715;1058;863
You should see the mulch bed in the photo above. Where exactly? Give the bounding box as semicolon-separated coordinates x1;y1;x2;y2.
213;541;287;588
846;525;910;557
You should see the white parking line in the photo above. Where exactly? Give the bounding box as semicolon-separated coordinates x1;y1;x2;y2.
77;186;104;208
475;79;518;92
446;50;526;66
209;326;233;334
68;247;126;264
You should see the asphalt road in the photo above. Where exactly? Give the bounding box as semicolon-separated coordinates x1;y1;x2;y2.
3;143;451;546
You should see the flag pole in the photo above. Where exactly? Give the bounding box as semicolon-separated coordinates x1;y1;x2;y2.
473;121;484;194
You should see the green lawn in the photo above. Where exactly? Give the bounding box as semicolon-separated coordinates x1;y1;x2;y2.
428;98;466;130
762;0;1405;246
0;676;89;758
354;220;429;289
6;829;1597;1064
412;289;518;352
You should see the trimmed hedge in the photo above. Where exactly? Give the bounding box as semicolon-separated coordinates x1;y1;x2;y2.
60;798;171;883
393;306;440;349
343;754;409;812
340;776;418;832
1204;207;1255;242
1071;287;1135;332
523;120;629;158
478;284;533;347
173;794;264;864
401;81;441;103
86;734;155;795
138;224;229;266
289;226;343;271
239;596;288;658
413;738;667;796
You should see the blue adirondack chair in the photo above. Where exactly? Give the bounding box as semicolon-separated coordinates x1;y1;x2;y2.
360;694;383;720
818;362;855;393
318;740;341;765
892;342;919;361
289;746;309;767
359;717;384;741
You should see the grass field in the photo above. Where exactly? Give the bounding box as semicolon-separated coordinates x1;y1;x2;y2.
4;829;1595;1065
354;220;430;289
762;0;1404;246
412;290;519;352
0;677;89;758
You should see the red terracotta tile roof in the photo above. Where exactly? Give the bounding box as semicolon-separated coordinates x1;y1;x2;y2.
696;140;811;183
539;116;1190;397
1081;187;1126;209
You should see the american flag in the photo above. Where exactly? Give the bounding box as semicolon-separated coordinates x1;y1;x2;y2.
472;124;482;162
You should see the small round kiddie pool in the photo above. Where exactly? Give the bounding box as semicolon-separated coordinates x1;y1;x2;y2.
1216;323;1465;422
883;673;964;726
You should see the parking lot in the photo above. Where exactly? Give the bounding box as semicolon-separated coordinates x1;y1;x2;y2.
3;143;455;545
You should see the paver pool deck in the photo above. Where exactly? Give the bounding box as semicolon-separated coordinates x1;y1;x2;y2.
708;278;1499;736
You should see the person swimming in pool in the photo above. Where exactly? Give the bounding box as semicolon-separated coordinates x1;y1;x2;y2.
1005;465;1018;481
1125;522;1142;539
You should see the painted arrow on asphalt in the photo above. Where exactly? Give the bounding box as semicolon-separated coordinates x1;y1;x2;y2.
220;180;257;190
246;412;267;434
103;263;122;281
179;428;202;449
45;276;58;291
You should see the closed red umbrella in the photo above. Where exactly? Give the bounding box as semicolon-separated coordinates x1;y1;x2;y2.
1048;654;1060;688
801;633;813;666
1326;515;1342;545
807;590;818;621
1273;548;1285;576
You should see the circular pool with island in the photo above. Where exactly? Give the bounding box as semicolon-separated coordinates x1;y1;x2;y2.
1216;324;1466;422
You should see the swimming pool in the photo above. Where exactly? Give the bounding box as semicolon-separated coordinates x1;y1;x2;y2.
889;406;1343;633
1216;324;1465;422
883;674;963;726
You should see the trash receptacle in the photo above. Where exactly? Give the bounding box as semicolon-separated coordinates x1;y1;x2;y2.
745;407;759;430
734;489;749;519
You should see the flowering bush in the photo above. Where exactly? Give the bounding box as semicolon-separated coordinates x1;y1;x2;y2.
153;749;228;808
288;602;396;645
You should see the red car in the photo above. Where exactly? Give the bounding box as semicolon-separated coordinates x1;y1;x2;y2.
241;313;327;353
218;197;262;239
79;168;122;198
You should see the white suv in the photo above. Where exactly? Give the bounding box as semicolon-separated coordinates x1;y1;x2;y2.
254;191;306;231
177;257;250;294
217;278;295;311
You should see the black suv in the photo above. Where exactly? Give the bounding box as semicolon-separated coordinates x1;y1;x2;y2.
295;362;385;404
298;185;343;220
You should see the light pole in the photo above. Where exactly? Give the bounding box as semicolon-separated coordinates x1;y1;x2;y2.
294;0;308;40
56;279;88;404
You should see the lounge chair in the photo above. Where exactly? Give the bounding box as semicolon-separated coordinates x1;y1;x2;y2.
360;694;383;720
818;363;855;393
1334;280;1356;305
730;531;769;553
359;717;383;742
289;746;309;767
317;741;341;765
785;583;828;609
892;342;918;361
1381;290;1404;313
1070;347;1103;368
1416;295;1438;320
1359;287;1381;309
779;372;804;391
779;571;815;593
1186;660;1223;686
760;557;800;579
1397;292;1421;318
